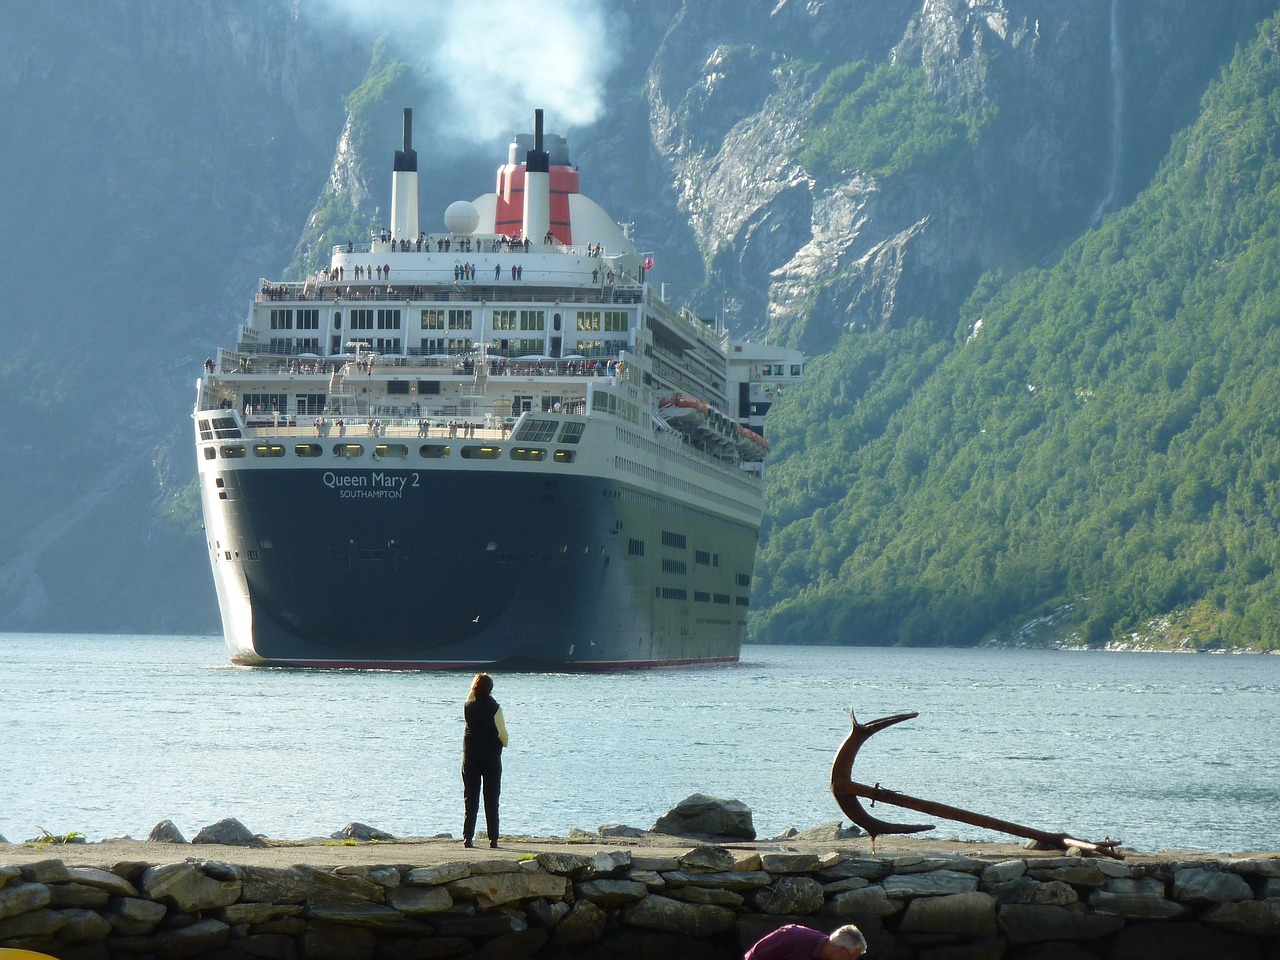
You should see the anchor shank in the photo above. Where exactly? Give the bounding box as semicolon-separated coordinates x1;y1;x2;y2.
835;780;1067;848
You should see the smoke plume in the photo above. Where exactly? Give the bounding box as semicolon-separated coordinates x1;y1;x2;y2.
311;0;621;144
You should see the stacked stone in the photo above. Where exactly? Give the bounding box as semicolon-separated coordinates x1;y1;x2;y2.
2;848;1279;959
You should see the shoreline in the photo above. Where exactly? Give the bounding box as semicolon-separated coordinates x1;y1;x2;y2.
3;832;1277;870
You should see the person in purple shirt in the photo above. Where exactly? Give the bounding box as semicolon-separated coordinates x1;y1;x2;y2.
744;923;866;960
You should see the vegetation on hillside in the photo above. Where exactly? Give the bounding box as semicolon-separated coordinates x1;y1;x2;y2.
800;61;985;178
754;16;1280;651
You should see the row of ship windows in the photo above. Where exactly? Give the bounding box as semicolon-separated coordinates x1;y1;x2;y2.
656;587;750;605
270;308;630;333
626;537;751;587
206;443;575;463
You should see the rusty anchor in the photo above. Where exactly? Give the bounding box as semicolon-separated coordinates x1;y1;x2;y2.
830;709;1124;860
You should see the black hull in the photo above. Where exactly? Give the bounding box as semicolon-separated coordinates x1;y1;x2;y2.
207;466;758;668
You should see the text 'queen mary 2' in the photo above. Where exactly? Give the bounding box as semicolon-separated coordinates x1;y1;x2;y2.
193;108;803;669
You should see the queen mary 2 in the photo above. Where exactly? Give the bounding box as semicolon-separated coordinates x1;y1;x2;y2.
192;108;803;669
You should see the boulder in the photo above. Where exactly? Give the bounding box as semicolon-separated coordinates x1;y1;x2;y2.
882;870;979;898
384;885;453;914
0;881;52;921
749;876;825;915
821;885;901;918
678;845;737;872
622;894;737;936
147;819;187;843
192;817;261;845
1088;877;1186;920
447;871;567;910
331;822;396;841
553;900;608;947
66;866;138;898
1172;866;1253;904
1200;899;1280;938
653;793;756;840
789;820;862;842
576;878;649;904
598;823;646;838
998;904;1125;945
139;862;242;911
898;891;997;938
56;907;113;945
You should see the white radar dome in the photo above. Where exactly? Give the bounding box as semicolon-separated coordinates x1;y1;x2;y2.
444;200;480;235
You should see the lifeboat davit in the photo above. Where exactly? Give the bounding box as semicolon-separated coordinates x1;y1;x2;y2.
658;393;770;459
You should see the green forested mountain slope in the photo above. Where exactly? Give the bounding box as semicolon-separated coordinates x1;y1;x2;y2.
753;16;1280;651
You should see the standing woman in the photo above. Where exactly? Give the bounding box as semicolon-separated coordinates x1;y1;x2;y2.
462;672;509;848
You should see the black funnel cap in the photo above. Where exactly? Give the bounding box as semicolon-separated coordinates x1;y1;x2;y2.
394;107;417;173
525;108;549;174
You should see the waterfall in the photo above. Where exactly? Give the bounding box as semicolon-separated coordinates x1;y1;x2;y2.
1091;0;1124;225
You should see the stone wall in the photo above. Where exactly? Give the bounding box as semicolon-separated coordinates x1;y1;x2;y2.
2;846;1279;959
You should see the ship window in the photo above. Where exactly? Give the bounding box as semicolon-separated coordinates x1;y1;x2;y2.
661;531;687;549
736;573;751;586
736;596;750;607
270;309;293;329
714;593;730;605
253;444;286;458
334;443;365;458
662;559;687;575
203;447;217;460
199;420;214;441
553;449;576;463
694;591;710;603
375;444;408;458
513;418;558;442
297;309;319;330
387;380;410;395
660;587;687;600
220;445;246;458
696;550;711;565
509;447;546;461
295;394;326;415
376;309;401;329
556;421;585;444
419;444;451;458
460;445;501;459
212;416;240;439
418;380;441;395
295;444;322;457
350;309;374;330
628;539;645;557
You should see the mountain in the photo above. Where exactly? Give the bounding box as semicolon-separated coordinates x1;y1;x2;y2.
1;0;1277;650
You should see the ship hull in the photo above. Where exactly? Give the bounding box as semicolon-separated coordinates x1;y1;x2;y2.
201;464;757;669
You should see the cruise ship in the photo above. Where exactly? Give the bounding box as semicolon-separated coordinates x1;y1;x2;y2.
193;108;803;669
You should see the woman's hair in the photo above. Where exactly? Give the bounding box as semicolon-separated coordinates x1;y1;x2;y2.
469;672;494;701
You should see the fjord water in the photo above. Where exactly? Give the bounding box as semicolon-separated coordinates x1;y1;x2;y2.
2;634;1276;854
